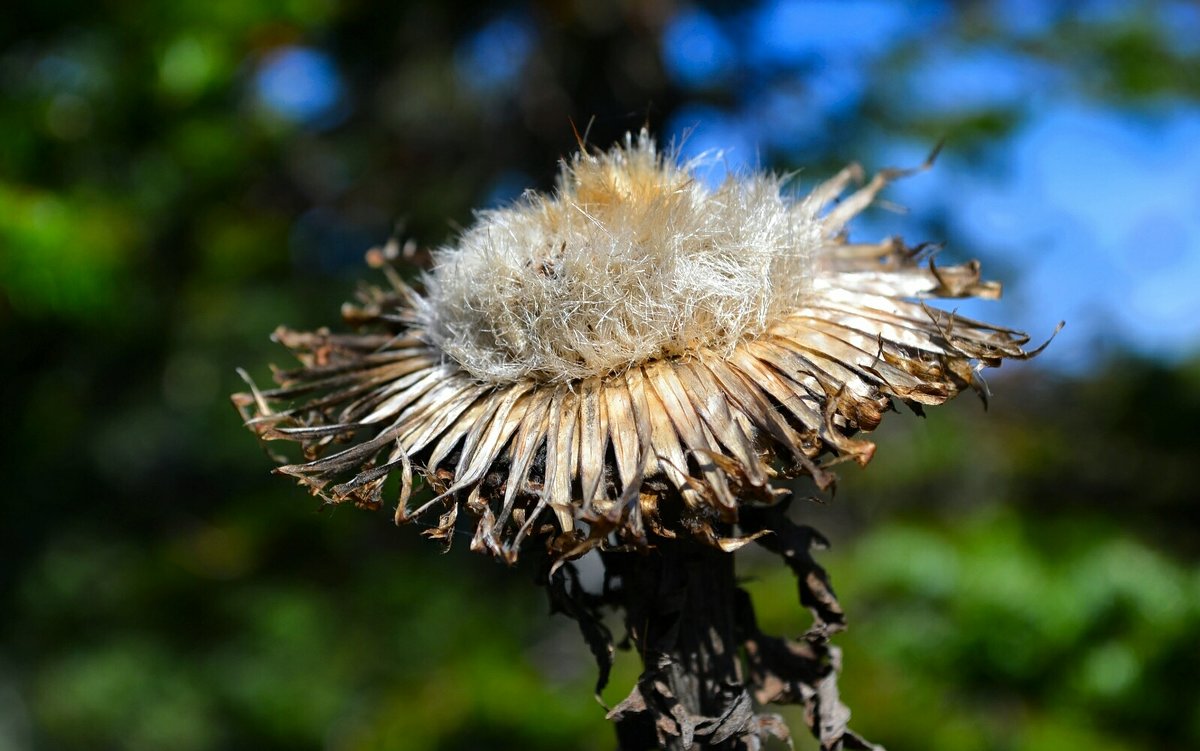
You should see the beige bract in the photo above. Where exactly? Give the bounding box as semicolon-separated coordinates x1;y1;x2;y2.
235;132;1044;563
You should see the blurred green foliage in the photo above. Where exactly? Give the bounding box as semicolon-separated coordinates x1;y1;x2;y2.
747;504;1200;751
3;1;1198;750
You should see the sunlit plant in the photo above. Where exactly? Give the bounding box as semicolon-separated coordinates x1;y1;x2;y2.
235;132;1049;750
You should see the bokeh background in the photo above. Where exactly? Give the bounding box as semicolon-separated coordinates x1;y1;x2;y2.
4;1;1199;749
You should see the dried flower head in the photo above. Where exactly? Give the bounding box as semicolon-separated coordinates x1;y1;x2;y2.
234;131;1045;564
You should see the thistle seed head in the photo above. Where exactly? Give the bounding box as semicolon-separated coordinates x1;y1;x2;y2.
234;132;1050;563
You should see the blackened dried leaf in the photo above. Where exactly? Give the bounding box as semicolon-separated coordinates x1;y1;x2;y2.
742;503;845;633
545;561;614;701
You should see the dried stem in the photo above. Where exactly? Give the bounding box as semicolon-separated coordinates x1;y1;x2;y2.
604;537;747;750
545;499;881;751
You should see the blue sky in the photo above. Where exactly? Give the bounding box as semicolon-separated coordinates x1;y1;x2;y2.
656;0;1200;370
875;102;1200;371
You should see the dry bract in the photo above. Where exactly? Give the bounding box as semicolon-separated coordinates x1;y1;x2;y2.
233;132;1042;564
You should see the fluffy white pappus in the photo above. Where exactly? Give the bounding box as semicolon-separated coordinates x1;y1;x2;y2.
417;131;826;384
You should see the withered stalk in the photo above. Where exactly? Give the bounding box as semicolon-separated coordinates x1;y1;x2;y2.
605;536;743;750
547;500;881;751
